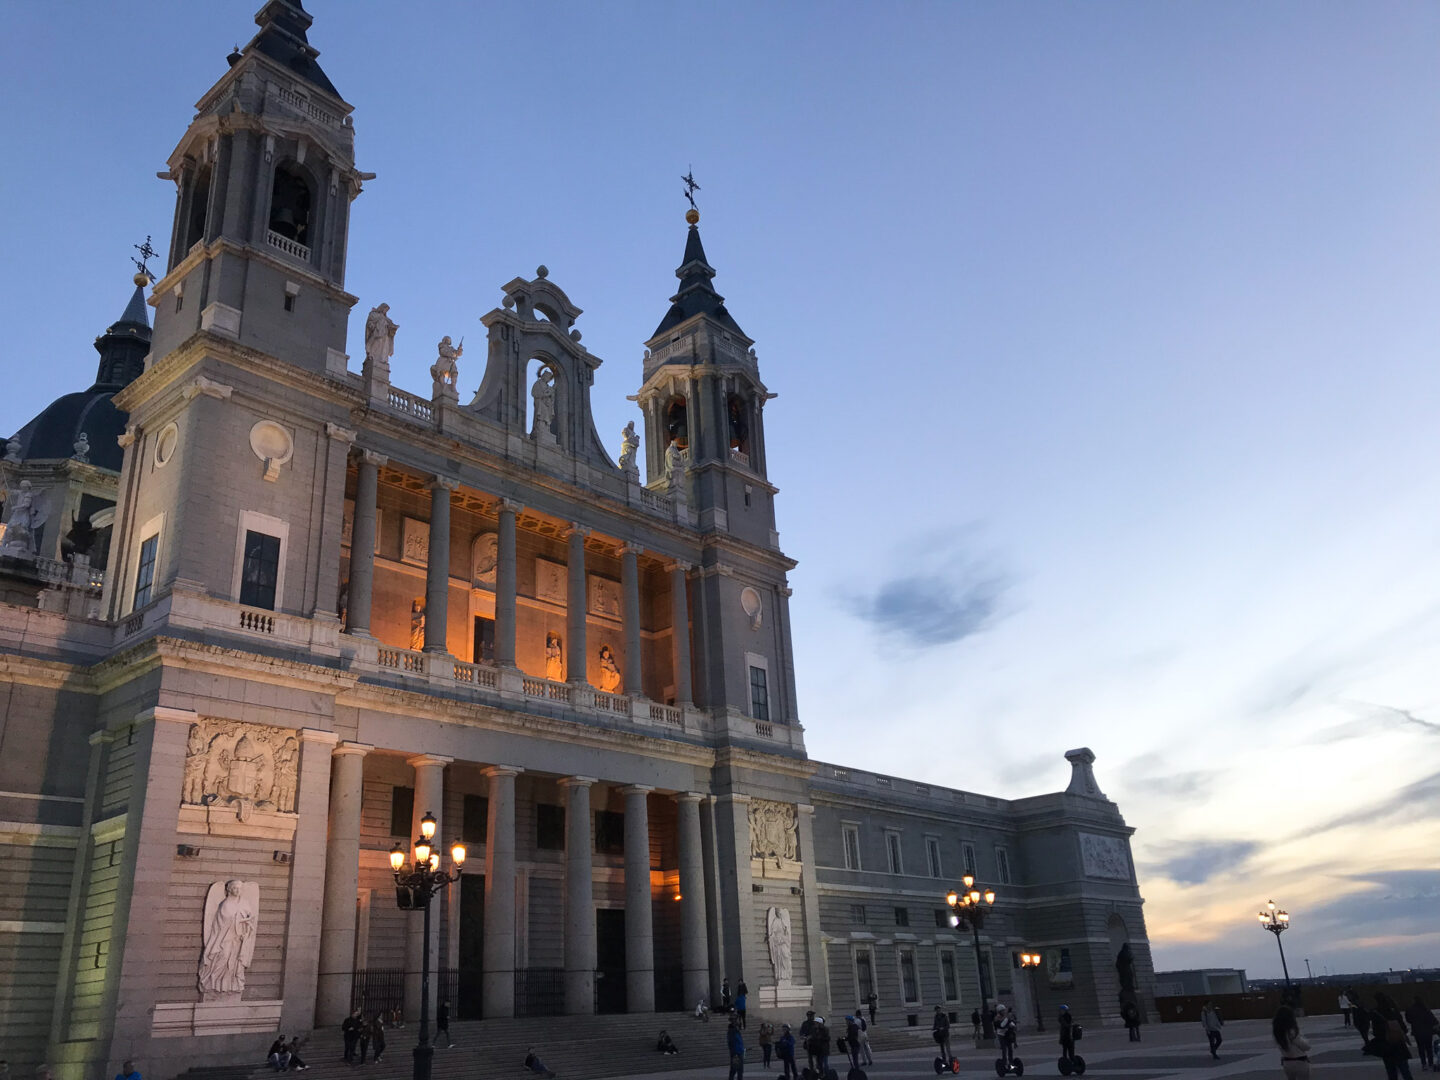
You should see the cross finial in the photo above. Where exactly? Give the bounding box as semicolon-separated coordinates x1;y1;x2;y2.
131;236;159;283
681;168;701;212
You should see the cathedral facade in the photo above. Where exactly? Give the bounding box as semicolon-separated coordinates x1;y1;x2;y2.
0;4;1153;1078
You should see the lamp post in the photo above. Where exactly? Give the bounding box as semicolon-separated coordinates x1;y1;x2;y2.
1020;952;1044;1031
1257;900;1292;997
947;875;997;1040
391;811;465;1080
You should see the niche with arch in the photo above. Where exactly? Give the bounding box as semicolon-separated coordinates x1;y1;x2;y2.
268;163;314;247
727;393;751;460
664;395;689;450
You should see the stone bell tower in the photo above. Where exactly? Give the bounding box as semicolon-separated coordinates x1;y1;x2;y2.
147;0;370;374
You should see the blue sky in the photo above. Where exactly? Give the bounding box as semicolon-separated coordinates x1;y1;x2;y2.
4;1;1438;978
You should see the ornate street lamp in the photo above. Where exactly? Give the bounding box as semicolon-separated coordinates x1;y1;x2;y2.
1257;900;1293;994
947;874;998;1040
391;811;465;1080
1020;951;1044;1031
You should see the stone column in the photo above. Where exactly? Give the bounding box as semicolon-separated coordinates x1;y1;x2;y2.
483;764;523;1018
559;776;597;1014
621;543;643;694
676;792;709;1009
280;729;339;1031
566;525;589;683
495;500;520;666
346;450;385;635
404;754;452;1020
795;803;831;1010
699;795;727;1003
669;563;693;704
316;741;372;1024
622;785;656;1011
424;477;456;652
315;424;355;619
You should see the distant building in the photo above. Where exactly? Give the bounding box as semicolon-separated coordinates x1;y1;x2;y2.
0;3;1154;1078
1154;969;1248;996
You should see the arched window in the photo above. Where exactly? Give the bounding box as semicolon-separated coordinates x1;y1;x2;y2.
185;166;212;250
665;396;689;450
268;165;313;246
727;394;750;461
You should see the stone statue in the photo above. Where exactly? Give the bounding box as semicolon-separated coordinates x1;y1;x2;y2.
1116;942;1136;994
271;736;299;811
1;480;46;558
531;367;556;442
598;644;621;693
182;724;207;804
198;879;258;999
431;335;462;395
72;432;91;464
749;799;800;863
364;304;398;369
410;599;426;651
664;440;687;491
766;905;793;985
618;421;640;480
3;436;19;463
545;631;565;682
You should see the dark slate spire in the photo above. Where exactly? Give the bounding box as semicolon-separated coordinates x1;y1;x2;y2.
244;0;340;98
653;211;746;338
93;278;152;390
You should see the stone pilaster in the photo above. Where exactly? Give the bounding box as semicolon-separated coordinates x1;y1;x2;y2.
495;500;520;666
423;478;456;653
795;803;830;1012
279;729;339;1030
676;792;709;1009
346;450;384;635
622;785;655;1011
621;543;643;694
315;741;372;1024
566;526;589;684
482;765;523;1018
559;776;597;1014
669;562;693;704
716;793;758;991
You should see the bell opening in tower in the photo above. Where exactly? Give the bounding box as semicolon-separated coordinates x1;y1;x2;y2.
268;165;313;246
727;394;750;461
185;166;213;251
665;396;689;450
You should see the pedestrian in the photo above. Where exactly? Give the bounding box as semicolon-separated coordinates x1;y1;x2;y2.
436;1000;453;1048
1274;1006;1311;1080
1059;1006;1078;1064
1404;997;1435;1072
845;1015;862;1071
1369;993;1415;1080
722;978;733;1013
800;1011;818;1075
268;1036;291;1072
114;1062;142;1080
729;1015;747;1080
1201;1001;1225;1059
1357;1001;1374;1045
995;1005;1018;1071
867;992;878;1027
856;1011;873;1066
342;1009;363;1062
368;1015;386;1064
1340;991;1354;1029
809;1016;832;1080
777;1023;799;1080
972;1008;983;1044
759;1021;775;1069
933;1005;953;1064
736;986;748;1029
1123;1001;1142;1042
286;1037;309;1071
356;1017;370;1066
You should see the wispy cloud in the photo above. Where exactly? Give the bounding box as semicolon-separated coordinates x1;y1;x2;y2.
1310;701;1440;745
1302;771;1440;836
1139;840;1261;885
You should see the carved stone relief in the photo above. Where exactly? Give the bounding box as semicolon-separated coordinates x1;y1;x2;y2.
749;799;799;863
182;720;300;821
1079;832;1131;881
402;517;429;566
535;559;567;605
472;532;498;588
588;575;621;619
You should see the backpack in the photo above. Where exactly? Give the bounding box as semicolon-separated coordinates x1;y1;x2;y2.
1386;1019;1406;1046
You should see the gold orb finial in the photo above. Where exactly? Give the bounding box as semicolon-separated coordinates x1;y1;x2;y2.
133;271;150;287
685;208;700;225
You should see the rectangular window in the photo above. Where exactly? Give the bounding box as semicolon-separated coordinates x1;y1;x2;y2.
473;616;495;663
239;529;281;609
940;950;959;1001
927;836;943;878
132;533;159;609
934;908;950;928
1058;947;1072;973
594;810;625;855
536;804;565;850
850;903;867;924
855;949;875;1002
283;293;295;312
886;831;904;875
899;947;919;1004
390;786;415;837
961;842;977;878
462;794;488;845
994;846;1012;885
894;906;909;927
842;824;862;870
749;665;770;722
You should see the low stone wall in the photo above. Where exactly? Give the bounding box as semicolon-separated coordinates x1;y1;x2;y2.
1156;981;1440;1023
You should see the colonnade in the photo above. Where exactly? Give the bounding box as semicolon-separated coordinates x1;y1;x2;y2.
343;454;692;702
314;744;712;1025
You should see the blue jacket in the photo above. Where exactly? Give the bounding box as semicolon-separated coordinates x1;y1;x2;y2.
728;1027;746;1057
777;1033;796;1058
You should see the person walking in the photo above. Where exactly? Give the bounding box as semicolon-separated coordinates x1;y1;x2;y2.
728;1015;747;1080
933;1006;953;1064
845;1015;863;1072
800;1012;818;1076
436;999;454;1048
342;1010;363;1063
809;1016;832;1080
758;1021;775;1069
1123;1001;1143;1042
856;1012;873;1067
368;1015;387;1065
1370;993;1415;1080
1404;997;1435;1072
722;978;733;1013
1340;992;1354;1029
736;986;748;1029
1201;1001;1225;1059
972;1008;983;1044
777;1024;799;1080
1357;1000;1374;1045
355;1017;370;1066
1274;1007;1311;1080
867;993;878;1027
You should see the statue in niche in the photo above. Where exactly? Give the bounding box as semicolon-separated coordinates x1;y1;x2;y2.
545;631;565;682
1;480;46;557
664;440;687;491
271;736;299;811
618;421;640;480
198;879;259;999
431;335;462;394
364;303;398;369
598;644;621;693
531;366;556;441
182;724;208;804
410;599;426;651
766;905;793;985
1116;943;1136;994
748;799;800;863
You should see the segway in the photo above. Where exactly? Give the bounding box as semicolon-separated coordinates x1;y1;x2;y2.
933;1056;960;1074
995;1037;1024;1077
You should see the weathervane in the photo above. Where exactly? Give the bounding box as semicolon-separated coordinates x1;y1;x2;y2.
131;236;159;284
681;169;700;212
